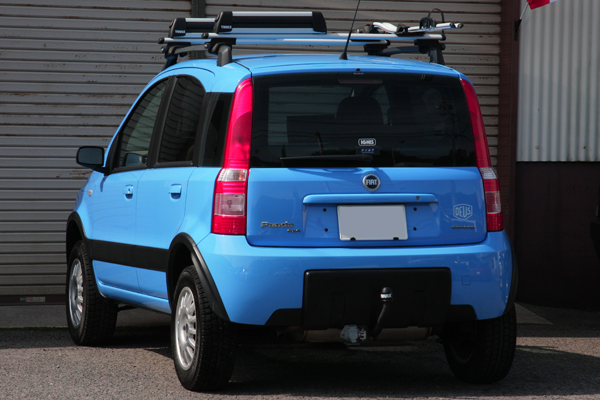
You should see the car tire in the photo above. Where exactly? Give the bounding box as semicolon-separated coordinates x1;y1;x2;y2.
443;305;517;383
66;241;118;346
172;265;237;391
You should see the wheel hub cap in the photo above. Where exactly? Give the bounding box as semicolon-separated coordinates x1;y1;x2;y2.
175;287;197;370
68;259;84;328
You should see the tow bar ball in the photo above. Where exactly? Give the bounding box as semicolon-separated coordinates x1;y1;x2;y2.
380;287;393;301
340;287;394;344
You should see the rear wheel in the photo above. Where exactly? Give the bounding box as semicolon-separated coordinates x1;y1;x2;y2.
172;265;237;391
443;306;517;383
66;241;118;346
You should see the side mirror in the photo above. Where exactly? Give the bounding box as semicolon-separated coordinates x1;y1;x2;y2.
76;146;107;173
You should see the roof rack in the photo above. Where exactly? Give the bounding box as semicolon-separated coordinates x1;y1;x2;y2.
159;11;463;70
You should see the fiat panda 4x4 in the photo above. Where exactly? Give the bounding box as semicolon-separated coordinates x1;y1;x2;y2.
66;11;517;391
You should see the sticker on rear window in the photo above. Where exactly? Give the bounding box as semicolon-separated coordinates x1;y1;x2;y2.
356;146;380;155
358;138;376;146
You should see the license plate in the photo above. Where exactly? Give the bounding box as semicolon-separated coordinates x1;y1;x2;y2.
338;205;408;241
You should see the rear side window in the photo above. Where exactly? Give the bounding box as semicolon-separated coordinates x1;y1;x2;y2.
201;93;232;167
251;73;476;168
158;76;205;164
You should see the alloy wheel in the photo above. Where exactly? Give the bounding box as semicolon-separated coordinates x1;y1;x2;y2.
175;286;198;370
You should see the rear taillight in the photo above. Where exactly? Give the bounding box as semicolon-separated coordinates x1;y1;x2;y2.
461;79;504;232
212;78;253;235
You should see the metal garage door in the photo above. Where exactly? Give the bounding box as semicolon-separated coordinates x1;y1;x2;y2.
0;0;191;303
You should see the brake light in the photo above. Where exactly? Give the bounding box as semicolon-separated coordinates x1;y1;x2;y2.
461;79;504;232
212;78;253;235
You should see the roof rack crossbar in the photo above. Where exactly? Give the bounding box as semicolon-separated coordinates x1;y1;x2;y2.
159;11;462;69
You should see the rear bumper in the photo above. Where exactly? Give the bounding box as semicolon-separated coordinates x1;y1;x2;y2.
197;231;513;326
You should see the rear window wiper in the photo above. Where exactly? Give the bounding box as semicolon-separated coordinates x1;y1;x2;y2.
280;154;373;162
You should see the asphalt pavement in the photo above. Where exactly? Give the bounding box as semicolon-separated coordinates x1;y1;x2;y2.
2;303;600;400
0;303;171;329
0;302;550;329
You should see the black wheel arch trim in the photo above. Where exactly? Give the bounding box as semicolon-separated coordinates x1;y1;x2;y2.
66;212;111;302
66;212;90;261
504;244;518;315
168;233;229;321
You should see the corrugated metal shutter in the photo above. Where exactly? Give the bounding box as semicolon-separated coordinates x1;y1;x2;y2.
205;0;502;163
0;0;190;302
517;0;600;162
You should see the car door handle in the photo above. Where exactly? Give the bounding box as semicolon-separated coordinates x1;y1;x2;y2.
169;184;182;199
124;185;134;199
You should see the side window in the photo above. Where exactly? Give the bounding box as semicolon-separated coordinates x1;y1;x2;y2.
117;81;168;168
202;93;232;167
157;76;205;164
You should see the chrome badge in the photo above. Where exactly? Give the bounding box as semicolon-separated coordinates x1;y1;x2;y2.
453;204;473;220
362;174;380;191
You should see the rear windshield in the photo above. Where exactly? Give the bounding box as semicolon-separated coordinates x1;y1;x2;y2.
251;73;476;168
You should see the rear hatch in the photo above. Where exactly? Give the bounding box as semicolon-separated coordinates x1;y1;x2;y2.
246;71;486;247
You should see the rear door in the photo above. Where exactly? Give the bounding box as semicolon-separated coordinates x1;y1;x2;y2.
135;72;213;297
246;72;486;248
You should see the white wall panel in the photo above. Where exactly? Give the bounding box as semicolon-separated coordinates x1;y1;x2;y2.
518;0;600;162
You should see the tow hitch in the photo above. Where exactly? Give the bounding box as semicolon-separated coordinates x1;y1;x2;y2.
294;286;432;344
371;287;393;339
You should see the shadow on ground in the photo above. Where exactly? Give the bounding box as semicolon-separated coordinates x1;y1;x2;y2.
1;303;599;398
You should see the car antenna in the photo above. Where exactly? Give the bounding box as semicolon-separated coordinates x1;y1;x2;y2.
339;0;361;60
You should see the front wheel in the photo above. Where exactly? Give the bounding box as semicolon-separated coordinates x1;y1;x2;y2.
443;306;517;383
66;241;118;346
172;265;237;391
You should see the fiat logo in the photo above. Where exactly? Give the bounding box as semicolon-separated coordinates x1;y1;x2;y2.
363;174;380;191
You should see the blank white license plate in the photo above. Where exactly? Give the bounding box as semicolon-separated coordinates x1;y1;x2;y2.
338;205;408;241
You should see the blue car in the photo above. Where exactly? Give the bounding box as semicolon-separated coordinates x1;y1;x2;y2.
66;11;517;391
